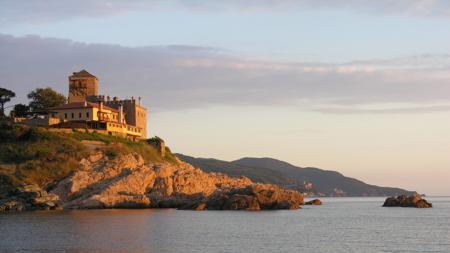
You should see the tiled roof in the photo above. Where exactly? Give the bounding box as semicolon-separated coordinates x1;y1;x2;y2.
70;69;97;78
49;102;118;112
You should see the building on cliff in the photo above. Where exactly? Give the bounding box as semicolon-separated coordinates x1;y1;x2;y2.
19;70;148;140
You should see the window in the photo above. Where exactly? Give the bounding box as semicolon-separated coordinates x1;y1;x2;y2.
86;112;89;118
64;113;67;119
79;112;82;118
71;113;74;119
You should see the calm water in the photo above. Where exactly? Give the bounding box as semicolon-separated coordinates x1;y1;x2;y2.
1;197;450;253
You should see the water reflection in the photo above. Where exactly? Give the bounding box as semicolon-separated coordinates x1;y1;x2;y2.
1;198;450;253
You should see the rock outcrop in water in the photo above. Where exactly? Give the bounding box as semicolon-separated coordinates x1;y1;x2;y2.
41;152;303;211
0;184;60;212
180;184;304;211
382;194;432;208
304;199;322;205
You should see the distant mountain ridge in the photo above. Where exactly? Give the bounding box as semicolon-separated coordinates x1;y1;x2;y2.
176;154;415;197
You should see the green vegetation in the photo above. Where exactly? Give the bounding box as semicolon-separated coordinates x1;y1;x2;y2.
1;86;65;118
10;103;30;117
70;130;178;163
0;123;178;190
0;87;15;118
27;87;66;114
0;123;88;188
163;146;179;164
147;136;163;143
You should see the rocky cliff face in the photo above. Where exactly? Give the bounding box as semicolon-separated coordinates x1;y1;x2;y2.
43;152;303;210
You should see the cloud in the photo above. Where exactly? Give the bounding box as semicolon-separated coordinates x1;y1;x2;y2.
313;104;450;114
0;0;142;25
175;0;450;18
1;34;450;113
2;0;450;26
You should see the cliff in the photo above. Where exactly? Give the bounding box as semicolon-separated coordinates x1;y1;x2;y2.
0;124;303;211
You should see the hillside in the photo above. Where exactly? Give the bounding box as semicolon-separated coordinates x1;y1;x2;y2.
176;154;415;197
174;155;294;186
0;123;303;211
0;123;177;192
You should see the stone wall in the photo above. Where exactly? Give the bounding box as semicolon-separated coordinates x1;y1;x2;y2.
105;99;147;139
68;75;98;103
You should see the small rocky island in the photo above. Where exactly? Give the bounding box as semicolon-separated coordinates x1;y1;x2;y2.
383;194;432;208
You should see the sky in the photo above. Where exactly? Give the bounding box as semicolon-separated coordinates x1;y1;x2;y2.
1;0;450;195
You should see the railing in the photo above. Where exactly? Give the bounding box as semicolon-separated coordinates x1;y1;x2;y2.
105;122;143;137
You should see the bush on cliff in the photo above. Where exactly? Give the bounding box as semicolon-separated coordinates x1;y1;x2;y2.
71;130;178;163
0;124;88;188
0;124;177;190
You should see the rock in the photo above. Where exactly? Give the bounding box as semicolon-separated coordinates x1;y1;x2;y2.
415;199;433;208
202;184;304;210
18;184;42;193
223;194;260;210
1;151;305;212
304;199;322;205
383;194;432;208
50;153;253;209
0;199;26;212
195;202;207;211
0;184;62;212
47;152;302;211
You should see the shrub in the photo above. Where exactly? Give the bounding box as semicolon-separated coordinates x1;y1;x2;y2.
0;125;178;189
0;125;88;188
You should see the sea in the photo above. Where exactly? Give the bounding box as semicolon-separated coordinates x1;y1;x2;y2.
1;197;449;253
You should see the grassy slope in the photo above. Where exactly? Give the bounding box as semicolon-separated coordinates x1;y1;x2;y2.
0;123;177;192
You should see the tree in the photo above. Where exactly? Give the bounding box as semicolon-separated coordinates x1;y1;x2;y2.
10;103;30;117
27;87;66;113
0;87;15;118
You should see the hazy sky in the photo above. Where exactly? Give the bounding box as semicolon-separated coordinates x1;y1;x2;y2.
1;0;450;195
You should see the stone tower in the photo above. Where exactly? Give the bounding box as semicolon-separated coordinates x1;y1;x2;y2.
68;70;98;103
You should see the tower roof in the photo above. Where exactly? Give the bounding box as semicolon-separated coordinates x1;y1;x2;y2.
71;69;97;79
